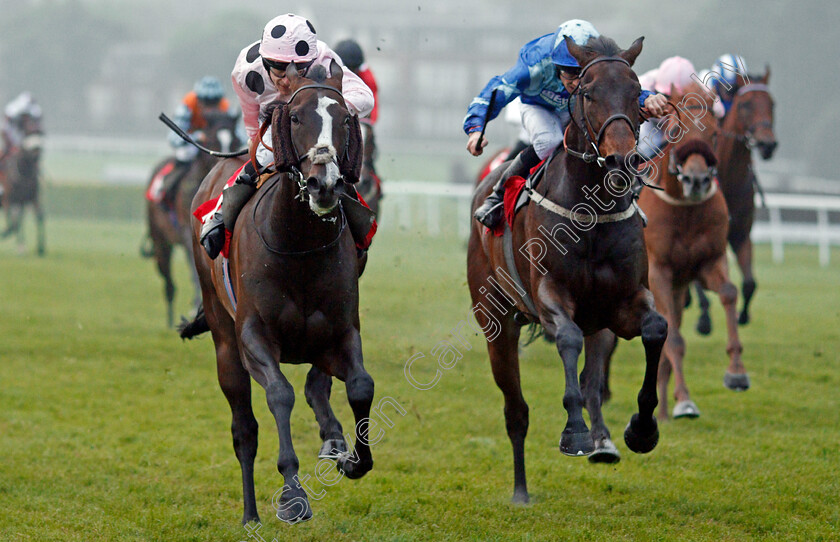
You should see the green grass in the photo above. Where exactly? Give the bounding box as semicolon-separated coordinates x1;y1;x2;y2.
1;216;839;541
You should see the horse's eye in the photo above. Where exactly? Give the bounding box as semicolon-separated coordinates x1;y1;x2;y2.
583;92;592;101
343;116;351;126
290;113;300;124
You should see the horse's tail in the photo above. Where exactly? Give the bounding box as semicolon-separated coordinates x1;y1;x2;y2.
178;304;210;339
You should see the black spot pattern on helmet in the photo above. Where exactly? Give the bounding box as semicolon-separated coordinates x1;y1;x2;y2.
295;40;310;56
245;71;265;94
271;25;286;38
246;43;260;63
306;20;316;34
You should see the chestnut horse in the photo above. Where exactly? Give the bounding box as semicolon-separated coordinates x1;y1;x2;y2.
694;69;776;333
183;62;373;524
467;36;667;504
0;115;45;255
144;110;241;326
637;82;748;420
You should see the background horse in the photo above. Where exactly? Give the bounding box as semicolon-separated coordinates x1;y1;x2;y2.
694;69;776;333
182;62;374;524
637;82;748;420
467;36;667;504
356;120;382;217
0;115;45;255
143;110;241;327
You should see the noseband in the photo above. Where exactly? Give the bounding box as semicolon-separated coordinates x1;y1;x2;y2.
565;56;639;167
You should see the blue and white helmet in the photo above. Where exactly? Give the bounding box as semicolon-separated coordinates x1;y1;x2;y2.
194;76;225;102
550;19;600;68
711;54;748;87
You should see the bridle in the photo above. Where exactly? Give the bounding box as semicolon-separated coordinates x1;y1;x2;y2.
564;56;639;167
254;83;352;189
720;83;774;148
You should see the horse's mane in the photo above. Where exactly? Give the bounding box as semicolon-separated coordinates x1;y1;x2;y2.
579;36;623;59
675;138;717;167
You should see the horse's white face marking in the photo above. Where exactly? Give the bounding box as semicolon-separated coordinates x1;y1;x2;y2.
306;95;342;215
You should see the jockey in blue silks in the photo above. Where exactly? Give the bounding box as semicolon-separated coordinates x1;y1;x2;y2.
465;19;667;228
708;53;749;116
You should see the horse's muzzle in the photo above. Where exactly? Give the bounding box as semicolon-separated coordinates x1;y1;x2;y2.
306;175;340;215
756;140;778;160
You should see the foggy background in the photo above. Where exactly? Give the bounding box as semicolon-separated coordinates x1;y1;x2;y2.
0;0;836;182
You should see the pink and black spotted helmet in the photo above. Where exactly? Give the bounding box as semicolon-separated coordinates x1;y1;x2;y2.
258;13;318;63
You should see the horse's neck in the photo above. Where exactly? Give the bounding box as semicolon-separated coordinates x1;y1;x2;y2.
717;113;752;190
544;129;630;208
263;174;343;251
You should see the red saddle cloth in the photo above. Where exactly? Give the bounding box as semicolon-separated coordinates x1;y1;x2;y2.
488;160;545;237
145;160;175;203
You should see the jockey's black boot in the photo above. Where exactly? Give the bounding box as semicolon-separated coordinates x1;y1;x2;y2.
200;169;257;259
474;145;540;228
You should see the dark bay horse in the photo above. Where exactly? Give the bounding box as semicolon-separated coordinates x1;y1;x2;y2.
637;82;748;420
0;116;45;255
694;69;776;333
467;36;667;504
184;62;374;524
144;110;241;327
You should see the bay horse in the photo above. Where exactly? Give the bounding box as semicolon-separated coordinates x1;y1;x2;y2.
143;110;241;327
356;120;382;217
694;69;776;333
0;115;45;255
183;61;374;524
637;82;748;420
467;35;667;504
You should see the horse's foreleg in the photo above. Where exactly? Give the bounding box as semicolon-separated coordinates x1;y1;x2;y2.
304;366;347;458
734;238;757;325
333;329;375;481
34;200;45;256
612;287;666;454
238;320;311;524
583;329;620;464
694;281;712;335
700;257;749;391
645;264;684;419
153;241;176;328
539;292;592;457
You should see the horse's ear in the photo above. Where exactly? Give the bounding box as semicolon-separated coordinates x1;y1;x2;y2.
271;104;297;172
340;114;363;183
620;37;644;67
669;82;678;98
564;36;597;70
328;59;344;92
286;62;301;84
762;65;771;84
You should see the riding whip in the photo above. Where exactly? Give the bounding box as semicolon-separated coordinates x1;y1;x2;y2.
475;89;499;150
158;113;249;158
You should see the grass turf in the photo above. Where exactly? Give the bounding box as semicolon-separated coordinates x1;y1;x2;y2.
0;216;838;541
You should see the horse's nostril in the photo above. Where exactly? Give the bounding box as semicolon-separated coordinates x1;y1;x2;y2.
604;154;622;170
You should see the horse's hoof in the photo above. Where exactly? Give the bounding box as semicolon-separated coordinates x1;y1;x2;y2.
318;438;348;459
275;492;312;525
511;489;530;504
724;372;751;391
588;437;621;464
696;314;712;335
559;429;595;456
738;311;750;326
337;452;373;480
624;414;659;454
672;400;701;419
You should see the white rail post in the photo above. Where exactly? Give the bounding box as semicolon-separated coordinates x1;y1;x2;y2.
818;207;830;267
769;206;784;264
